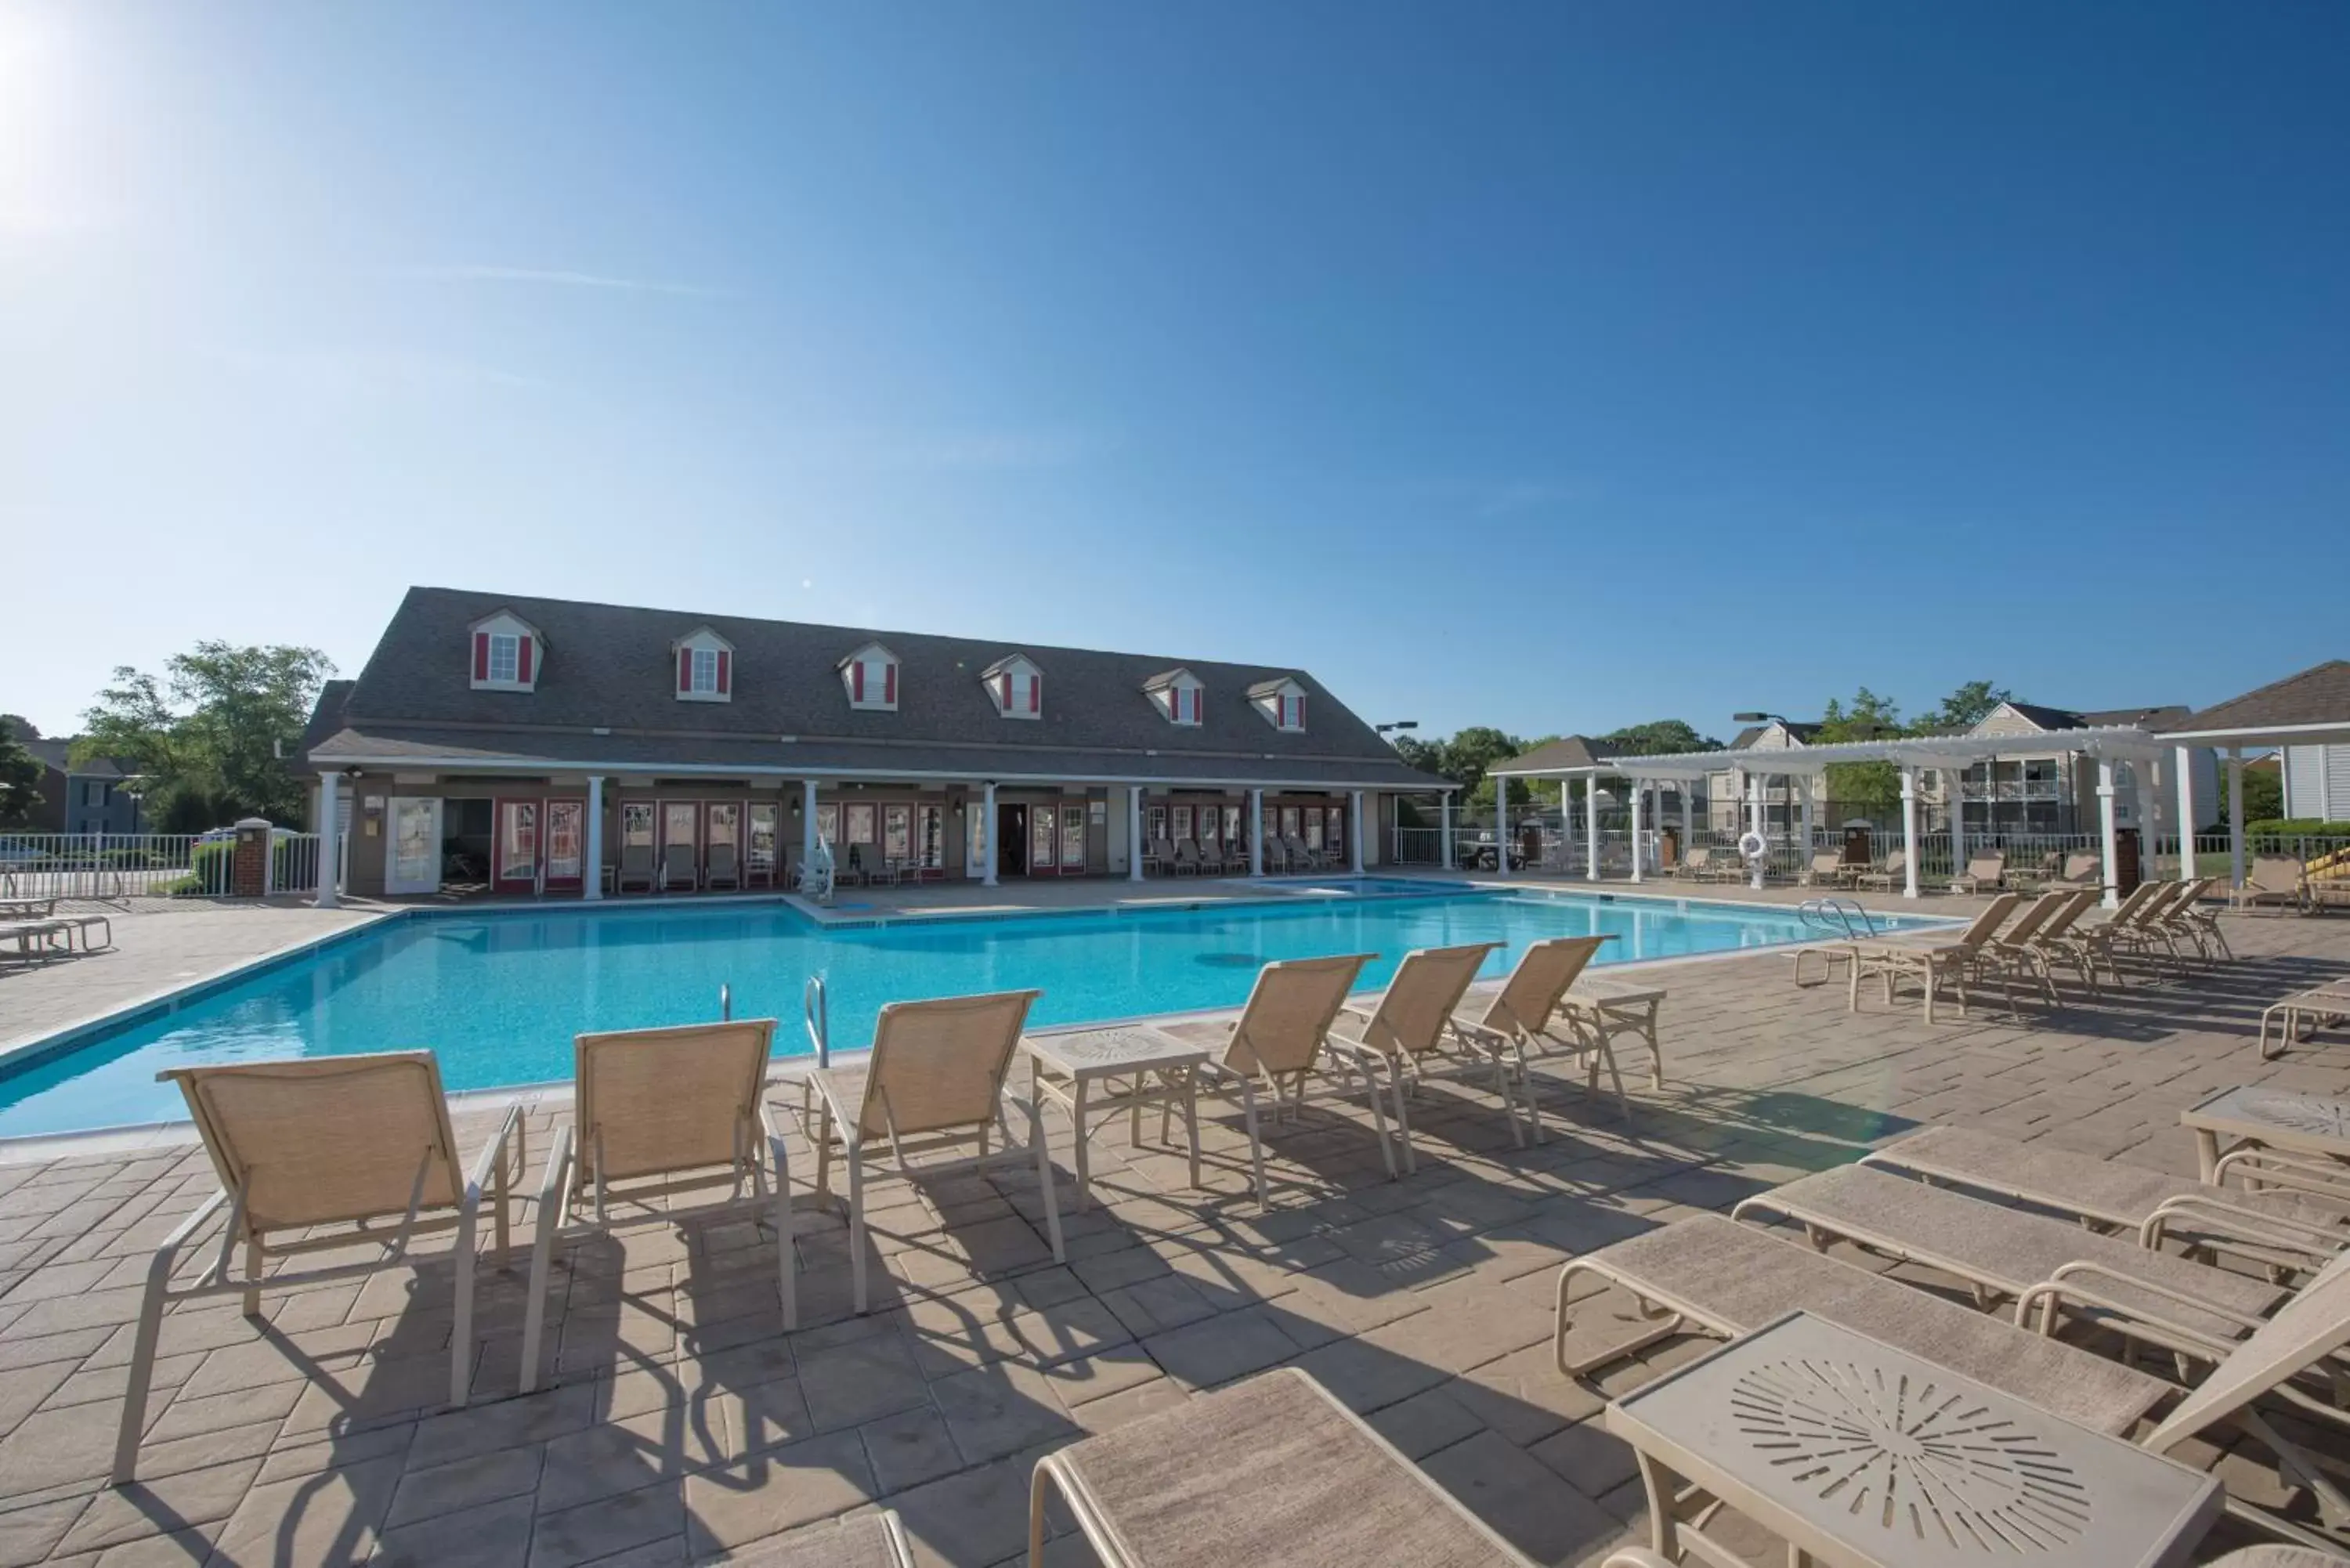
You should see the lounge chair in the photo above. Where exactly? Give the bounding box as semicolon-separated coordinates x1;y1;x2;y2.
2019;887;2106;994
522;1019;794;1388
1150;837;1180;877
118;1053;526;1481
1852;847;1908;893
1842;891;2021;1022
1861;1124;2348;1270
1325;942;1505;1175
1948;849;2006;895
704;840;741;891
1195;840;1227;876
0;918;70;966
1966;887;2074;1010
748;1510;916;1567
846;843;893;886
1797;850;1851;888
1139;838;1166;876
1283;833;1322;870
660;841;699;892
1172;837;1201;876
1450;935;1622;1130
1672;845;1712;882
1559;978;1667;1093
2044;878;2169;987
2169;876;2235;960
794;989;1062;1313
616;842;656;894
2233;854;2311;915
1029;1367;1540;1568
1193;952;1376;1209
1552;1214;2169;1436
2047;849;2105;893
2260;979;2350;1061
1729;1163;2286;1346
1259;836;1289;874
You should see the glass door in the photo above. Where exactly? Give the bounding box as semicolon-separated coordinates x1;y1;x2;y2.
748;803;779;886
1060;804;1086;873
544;800;584;889
495;800;540;894
386;797;443;895
964;800;989;879
1031;804;1059;876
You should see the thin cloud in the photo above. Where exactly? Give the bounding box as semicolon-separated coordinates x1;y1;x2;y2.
393;265;727;298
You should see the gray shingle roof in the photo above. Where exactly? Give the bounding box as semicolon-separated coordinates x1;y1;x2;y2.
22;739;133;779
314;587;1448;790
2007;700;2190;732
2157;660;2350;735
1491;735;1610;775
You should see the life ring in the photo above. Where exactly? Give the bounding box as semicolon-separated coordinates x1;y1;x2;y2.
1737;831;1769;860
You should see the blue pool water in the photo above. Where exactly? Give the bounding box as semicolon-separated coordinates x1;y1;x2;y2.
0;890;1940;1136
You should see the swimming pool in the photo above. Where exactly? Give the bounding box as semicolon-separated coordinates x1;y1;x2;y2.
0;890;1942;1137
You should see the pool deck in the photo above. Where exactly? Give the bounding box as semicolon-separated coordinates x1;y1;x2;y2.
1;891;2345;1564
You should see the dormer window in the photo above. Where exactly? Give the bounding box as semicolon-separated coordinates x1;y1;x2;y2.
1249;677;1307;732
671;627;733;703
982;655;1043;720
469;611;542;692
1144;668;1204;727
840;641;899;711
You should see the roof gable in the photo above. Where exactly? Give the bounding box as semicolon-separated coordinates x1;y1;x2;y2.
2161;660;2350;735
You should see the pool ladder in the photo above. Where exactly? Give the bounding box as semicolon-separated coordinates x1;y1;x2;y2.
718;978;830;1068
1797;898;1879;940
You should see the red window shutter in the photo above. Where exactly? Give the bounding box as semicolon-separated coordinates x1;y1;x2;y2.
515;637;533;684
474;633;490;681
851;661;865;701
679;650;693;693
883;663;896;704
1295;693;1305;728
1027;674;1040;713
715;650;729;693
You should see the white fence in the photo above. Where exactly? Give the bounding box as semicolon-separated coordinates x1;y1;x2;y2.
0;832;324;901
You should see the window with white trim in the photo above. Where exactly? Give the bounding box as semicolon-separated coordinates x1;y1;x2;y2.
486;634;519;684
690;647;720;694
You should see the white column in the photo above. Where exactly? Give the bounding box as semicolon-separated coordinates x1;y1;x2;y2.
314;771;341;909
1681;779;1695;841
1348;789;1364;875
2175;746;2197;882
982;782;999;887
1628;777;1644;883
1799;779;1815;869
2096;759;2120;909
1947;766;1965;882
1495;779;1511;877
1249;789;1264;877
1583;777;1600;881
1900;765;1921;899
1747;771;1765;842
1439;792;1454;870
802;779;819;870
2135;761;2157;880
584;775;605;899
1128;786;1144;882
2228;749;2246;890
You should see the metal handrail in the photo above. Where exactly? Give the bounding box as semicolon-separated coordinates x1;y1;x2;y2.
803;974;830;1068
1797;898;1878;939
719;983;732;1021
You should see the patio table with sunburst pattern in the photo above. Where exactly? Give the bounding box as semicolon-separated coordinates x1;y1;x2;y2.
1604;1311;2219;1568
2182;1083;2350;1180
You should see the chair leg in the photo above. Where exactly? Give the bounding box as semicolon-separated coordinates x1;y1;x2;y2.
241;1239;263;1319
1599;1035;1632;1120
848;1149;870;1314
1386;1057;1416;1176
1238;1078;1269;1212
1494;1052;1524;1148
1030;1100;1065;1263
768;1132;796;1332
519;1127;572;1396
112;1246;175;1485
450;1194;478;1409
1182;1072;1202;1190
1354;1059;1398;1180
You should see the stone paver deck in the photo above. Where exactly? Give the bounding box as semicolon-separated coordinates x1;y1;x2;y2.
0;902;2345;1566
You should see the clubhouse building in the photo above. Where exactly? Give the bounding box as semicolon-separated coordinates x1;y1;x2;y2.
302;587;1448;901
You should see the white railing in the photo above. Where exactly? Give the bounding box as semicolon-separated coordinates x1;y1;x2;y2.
0;831;322;901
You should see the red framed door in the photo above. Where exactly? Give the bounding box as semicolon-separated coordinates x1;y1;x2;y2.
542;798;586;891
1030;804;1059;876
494;799;542;894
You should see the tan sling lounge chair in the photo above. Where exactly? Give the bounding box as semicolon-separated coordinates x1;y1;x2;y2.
1672;846;1712;882
1325;942;1504;1176
616;841;656;893
704;840;742;891
1029;1367;1539;1568
2234;854;2312;915
1844;891;2021;1021
2048;848;2105;892
1798;849;1852;887
1729;1163;2286;1346
1552;1213;2171;1436
1191;953;1376;1209
118;1053;526;1483
660;841;699;891
794;990;1062;1313
2261;978;2350;1061
1451;935;1623;1131
1948;848;2007;894
1171;838;1202;876
1853;847;1908;893
522;1019;793;1389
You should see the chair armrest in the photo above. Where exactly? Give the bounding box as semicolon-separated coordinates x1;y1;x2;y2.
2015;1257;2265;1353
465;1103;525;1210
2142;1194;2348;1265
537;1124;576;1216
2215;1147;2350;1206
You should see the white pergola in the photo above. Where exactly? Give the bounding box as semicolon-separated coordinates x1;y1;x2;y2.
1494;724;2175;904
2157;708;2350;891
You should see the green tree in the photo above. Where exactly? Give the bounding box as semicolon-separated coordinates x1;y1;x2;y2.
1929;681;2015;732
0;716;44;827
1596;719;1720;756
77;642;334;832
1815;688;1905;816
2222;764;2283;826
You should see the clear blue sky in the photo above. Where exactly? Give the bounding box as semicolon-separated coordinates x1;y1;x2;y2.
5;2;2344;742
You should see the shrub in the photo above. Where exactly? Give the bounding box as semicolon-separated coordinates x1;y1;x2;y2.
168;835;305;895
2247;819;2350;837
